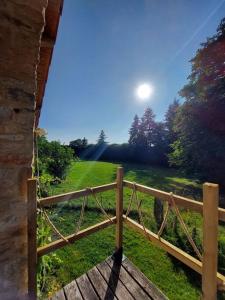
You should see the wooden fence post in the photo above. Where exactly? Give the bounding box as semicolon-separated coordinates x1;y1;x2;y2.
27;178;37;299
202;183;219;300
115;167;124;255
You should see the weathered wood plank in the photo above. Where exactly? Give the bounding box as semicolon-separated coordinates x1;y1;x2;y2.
116;167;124;252
123;180;225;222
96;261;134;300
38;217;116;257
27;178;37;299
49;289;66;300
122;258;168;300
202;183;218;300
39;182;116;206
49;257;174;300
87;266;117;299
63;280;83;300
76;274;99;300
106;257;151;300
124;215;225;287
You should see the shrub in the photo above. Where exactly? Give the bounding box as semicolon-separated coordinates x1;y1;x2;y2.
37;136;74;179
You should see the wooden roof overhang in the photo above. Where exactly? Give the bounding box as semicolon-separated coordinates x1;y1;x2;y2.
35;0;64;127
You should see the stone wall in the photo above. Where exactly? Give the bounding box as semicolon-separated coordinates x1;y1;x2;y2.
0;1;47;299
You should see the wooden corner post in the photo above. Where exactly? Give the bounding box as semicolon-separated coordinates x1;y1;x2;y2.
202;183;219;300
115;167;124;255
27;178;37;299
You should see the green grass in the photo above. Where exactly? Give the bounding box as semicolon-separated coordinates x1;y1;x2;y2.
38;161;224;299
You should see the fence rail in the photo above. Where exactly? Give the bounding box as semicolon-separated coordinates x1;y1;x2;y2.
124;180;225;222
27;167;225;300
39;182;117;206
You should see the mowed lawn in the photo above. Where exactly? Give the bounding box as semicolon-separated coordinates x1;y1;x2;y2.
39;161;213;299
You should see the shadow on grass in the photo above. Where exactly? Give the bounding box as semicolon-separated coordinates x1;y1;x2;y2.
122;162;202;200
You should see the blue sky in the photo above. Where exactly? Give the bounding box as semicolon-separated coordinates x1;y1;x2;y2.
40;0;225;144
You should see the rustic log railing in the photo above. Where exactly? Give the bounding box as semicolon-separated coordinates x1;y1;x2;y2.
27;167;225;300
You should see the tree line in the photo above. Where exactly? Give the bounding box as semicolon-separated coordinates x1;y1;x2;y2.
69;18;225;188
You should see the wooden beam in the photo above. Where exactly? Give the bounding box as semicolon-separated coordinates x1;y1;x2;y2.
39;182;117;207
27;178;37;300
41;36;55;48
37;217;116;257
123;180;225;222
202;183;219;300
123;215;225;287
116;167;124;252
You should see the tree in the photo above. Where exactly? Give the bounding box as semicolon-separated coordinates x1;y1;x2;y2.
38;136;73;179
97;130;107;145
128;114;140;146
152;122;169;165
165;98;180;146
169;18;225;186
139;107;156;148
69;137;88;157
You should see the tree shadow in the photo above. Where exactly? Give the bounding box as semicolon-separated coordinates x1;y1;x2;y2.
122;162;202;201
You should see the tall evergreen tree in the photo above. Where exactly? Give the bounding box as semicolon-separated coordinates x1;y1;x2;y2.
139;107;156;148
165;98;180;146
128;114;140;146
97;130;107;145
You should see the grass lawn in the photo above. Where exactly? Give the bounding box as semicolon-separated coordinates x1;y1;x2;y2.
38;161;224;299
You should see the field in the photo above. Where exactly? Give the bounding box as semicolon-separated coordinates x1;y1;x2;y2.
38;161;224;299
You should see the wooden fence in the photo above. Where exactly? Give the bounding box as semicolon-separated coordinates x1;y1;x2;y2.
27;167;225;300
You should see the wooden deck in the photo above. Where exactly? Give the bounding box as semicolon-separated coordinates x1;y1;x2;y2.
49;256;168;300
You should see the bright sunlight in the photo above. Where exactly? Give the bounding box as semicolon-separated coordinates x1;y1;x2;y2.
136;83;154;101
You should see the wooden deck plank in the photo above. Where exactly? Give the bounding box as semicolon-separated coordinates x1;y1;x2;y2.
122;258;168;300
106;257;151;300
76;273;99;300
87;266;117;299
64;280;83;300
49;257;169;300
96;260;134;300
49;289;66;300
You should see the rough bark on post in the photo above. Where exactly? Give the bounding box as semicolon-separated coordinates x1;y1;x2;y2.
27;178;37;299
115;167;124;256
202;183;219;300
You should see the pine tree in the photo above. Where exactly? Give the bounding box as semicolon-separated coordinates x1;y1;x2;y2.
165;98;180;145
128;114;140;146
139;107;156;148
97;130;107;145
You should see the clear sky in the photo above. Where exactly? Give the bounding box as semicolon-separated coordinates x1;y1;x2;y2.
40;0;225;144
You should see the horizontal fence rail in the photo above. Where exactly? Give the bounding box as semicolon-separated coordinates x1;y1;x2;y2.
37;217;117;257
39;182;117;206
124;180;225;222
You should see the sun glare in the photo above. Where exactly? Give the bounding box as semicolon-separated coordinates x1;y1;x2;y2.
136;83;154;101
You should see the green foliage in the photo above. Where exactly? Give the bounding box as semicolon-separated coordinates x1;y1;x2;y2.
69;138;88;157
169;18;225;187
38;173;53;197
165;98;180;146
47;141;73;179
127;107;169;165
37;136;73;179
37;215;63;298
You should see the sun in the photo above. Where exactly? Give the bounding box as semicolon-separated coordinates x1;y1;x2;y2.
136;83;154;101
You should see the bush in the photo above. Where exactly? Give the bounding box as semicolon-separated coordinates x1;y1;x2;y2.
38;174;53;197
37;136;73;180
